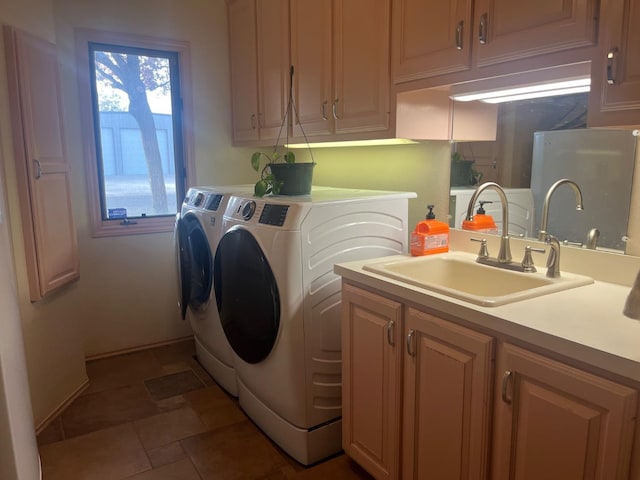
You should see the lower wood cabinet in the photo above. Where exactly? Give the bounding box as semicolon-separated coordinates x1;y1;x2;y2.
402;308;494;480
341;281;640;480
492;343;638;480
342;282;403;480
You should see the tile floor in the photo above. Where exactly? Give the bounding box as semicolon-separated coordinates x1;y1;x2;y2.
37;339;373;480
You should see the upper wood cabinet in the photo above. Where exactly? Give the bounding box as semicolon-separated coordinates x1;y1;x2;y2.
3;26;79;301
473;0;598;68
492;343;637;479
392;0;598;84
342;282;403;480
392;0;473;82
588;0;640;127
228;0;289;144
290;0;392;141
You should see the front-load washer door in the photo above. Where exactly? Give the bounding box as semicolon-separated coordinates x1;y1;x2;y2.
177;212;214;318
214;228;280;364
174;215;191;320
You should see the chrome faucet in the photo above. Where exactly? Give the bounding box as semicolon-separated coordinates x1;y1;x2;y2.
466;182;512;263
537;179;584;241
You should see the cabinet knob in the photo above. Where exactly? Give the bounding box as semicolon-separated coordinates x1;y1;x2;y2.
456;20;464;50
33;159;42;180
607;48;619;85
332;98;340;120
387;320;395;346
321;101;328;121
479;13;488;45
406;329;416;356
250;113;257;129
501;370;513;404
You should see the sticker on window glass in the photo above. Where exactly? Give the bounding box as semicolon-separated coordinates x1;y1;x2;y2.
108;208;128;219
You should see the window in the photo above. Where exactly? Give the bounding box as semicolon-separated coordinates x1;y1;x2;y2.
76;30;193;236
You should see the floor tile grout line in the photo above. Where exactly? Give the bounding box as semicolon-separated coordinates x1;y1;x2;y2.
178;438;205;480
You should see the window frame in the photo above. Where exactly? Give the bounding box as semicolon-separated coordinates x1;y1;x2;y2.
75;28;195;237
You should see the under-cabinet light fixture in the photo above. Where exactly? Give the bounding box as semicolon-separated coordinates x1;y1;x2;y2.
450;78;591;104
285;138;419;148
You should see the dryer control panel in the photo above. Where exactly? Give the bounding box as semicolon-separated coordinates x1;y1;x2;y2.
259;204;289;226
225;195;310;231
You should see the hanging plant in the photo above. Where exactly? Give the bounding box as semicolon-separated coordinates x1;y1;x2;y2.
250;66;314;197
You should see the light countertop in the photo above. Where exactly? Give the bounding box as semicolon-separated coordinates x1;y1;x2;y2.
335;232;640;384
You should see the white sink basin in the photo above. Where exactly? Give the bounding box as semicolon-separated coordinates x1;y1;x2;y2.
363;252;594;307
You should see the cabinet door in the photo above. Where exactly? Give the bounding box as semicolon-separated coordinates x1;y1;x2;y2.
228;0;259;143
474;0;598;68
290;0;333;138
588;0;640;127
4;27;79;301
492;343;637;479
342;283;403;480
403;308;494;480
333;0;391;135
392;0;472;83
256;0;290;140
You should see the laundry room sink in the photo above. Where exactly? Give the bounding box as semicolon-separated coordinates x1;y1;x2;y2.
363;251;593;306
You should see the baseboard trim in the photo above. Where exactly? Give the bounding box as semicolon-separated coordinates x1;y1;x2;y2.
84;335;194;362
35;378;89;434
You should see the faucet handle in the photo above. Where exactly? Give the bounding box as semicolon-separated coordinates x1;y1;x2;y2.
470;237;489;259
521;245;545;272
544;234;561;278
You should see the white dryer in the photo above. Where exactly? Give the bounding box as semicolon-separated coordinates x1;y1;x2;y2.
174;185;252;396
214;187;415;465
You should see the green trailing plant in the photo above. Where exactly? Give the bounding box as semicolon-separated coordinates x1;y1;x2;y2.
250;150;296;197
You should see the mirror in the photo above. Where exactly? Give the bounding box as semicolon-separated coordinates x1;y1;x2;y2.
449;93;638;253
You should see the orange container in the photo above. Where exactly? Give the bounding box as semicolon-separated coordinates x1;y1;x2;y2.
410;205;449;256
462;201;499;234
461;214;498;233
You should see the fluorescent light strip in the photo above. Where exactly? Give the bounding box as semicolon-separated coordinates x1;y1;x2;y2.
286;138;419;148
451;78;591;103
482;85;591;103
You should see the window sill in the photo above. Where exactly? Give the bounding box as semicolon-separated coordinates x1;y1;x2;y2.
90;215;177;238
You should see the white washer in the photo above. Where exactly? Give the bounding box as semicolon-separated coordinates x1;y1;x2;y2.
174;185;252;396
214;187;415;465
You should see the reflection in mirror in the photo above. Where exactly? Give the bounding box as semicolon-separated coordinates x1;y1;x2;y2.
449;93;638;253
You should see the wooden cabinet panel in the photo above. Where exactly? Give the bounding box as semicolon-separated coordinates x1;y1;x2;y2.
392;0;472;82
4;26;79;300
342;282;402;480
492;343;637;479
228;0;259;143
228;0;289;144
474;0;598;67
290;0;391;141
392;0;597;84
333;0;391;135
290;0;333;137
588;0;640;127
403;308;494;480
256;0;290;139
